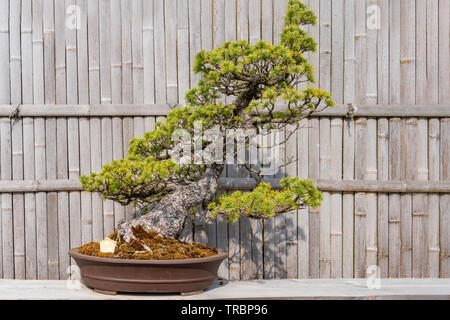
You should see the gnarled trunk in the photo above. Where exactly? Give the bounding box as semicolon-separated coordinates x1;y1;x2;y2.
116;165;223;244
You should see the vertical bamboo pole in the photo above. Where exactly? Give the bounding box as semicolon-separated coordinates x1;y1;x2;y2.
297;118;309;278
121;0;133;106
286;124;298;279
440;119;450;277
77;0;89;103
35;142;48;283
45;0;60;280
178;0;190;104
87;0;100;102
416;0;427;103
413;118;428;277
272;0;288;280
235;0;250;280
389;0;400;105
308;117;320;278
99;0;114;236
31;0;47;281
135;0;146;105
189;0;201;90
428;119;440;277
274;128;287;279
438;0;450;278
388;0;401;278
122;111;134;221
366;118;378;271
354;118;367;278
307;0;319;280
199;0;217;251
248;0;263;280
377;0;389;279
399;0;416;278
330;117;343;278
53;0;66;281
248;0;260;45
331;0;344;104
9;0;21;104
261;0;273;43
273;0;288;43
355;0;367;106
133;116;145;139
366;0;377;106
438;0;449;105
237;0;249;43
122;0;134;222
425;0;440;268
318;0;332;279
401;118;415;278
67;113;81;252
111;0;124;229
10;0;24;280
101;108;114;235
90;114;103;241
132;0;144;220
0;0;9;108
22;2;35;275
330;0;344;279
65;0;81;278
21;0;35;279
77;0;91;245
87;0;103;241
377;118;389;277
79;113;92;244
412;0;425;279
212;0;228;280
342;0;355;279
388;118;401;277
365;0;378;277
260;0;273;280
23;121;36;280
165;0;177;105
0;0;12;275
354;0;368;278
319;116;331;279
154;0;166;103
377;0;389;106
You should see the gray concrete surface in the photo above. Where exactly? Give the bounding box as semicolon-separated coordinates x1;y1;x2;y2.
0;279;449;300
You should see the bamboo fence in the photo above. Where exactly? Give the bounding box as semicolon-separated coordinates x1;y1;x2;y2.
0;0;448;280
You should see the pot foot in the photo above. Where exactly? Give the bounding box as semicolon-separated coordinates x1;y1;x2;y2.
94;288;118;295
180;290;204;296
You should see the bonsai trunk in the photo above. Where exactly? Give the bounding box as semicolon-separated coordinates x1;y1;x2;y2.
116;164;224;244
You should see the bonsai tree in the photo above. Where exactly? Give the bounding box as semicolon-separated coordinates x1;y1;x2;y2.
81;0;333;248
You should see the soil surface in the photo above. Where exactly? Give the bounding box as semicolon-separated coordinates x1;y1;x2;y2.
78;226;218;260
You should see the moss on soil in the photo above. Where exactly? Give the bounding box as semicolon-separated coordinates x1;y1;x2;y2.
77;226;218;260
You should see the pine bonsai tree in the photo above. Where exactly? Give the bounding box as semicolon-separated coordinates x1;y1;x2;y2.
80;0;333;248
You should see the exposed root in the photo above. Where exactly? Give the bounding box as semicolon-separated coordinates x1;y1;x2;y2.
116;225;153;253
78;226;218;260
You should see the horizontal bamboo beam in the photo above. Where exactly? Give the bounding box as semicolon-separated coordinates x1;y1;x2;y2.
219;179;450;193
0;104;172;117
0;104;450;117
0;179;449;193
314;104;450;117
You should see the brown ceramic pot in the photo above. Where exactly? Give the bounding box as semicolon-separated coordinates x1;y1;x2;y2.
69;248;228;295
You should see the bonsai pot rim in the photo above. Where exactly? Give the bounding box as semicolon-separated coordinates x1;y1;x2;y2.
69;248;228;264
69;247;229;295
